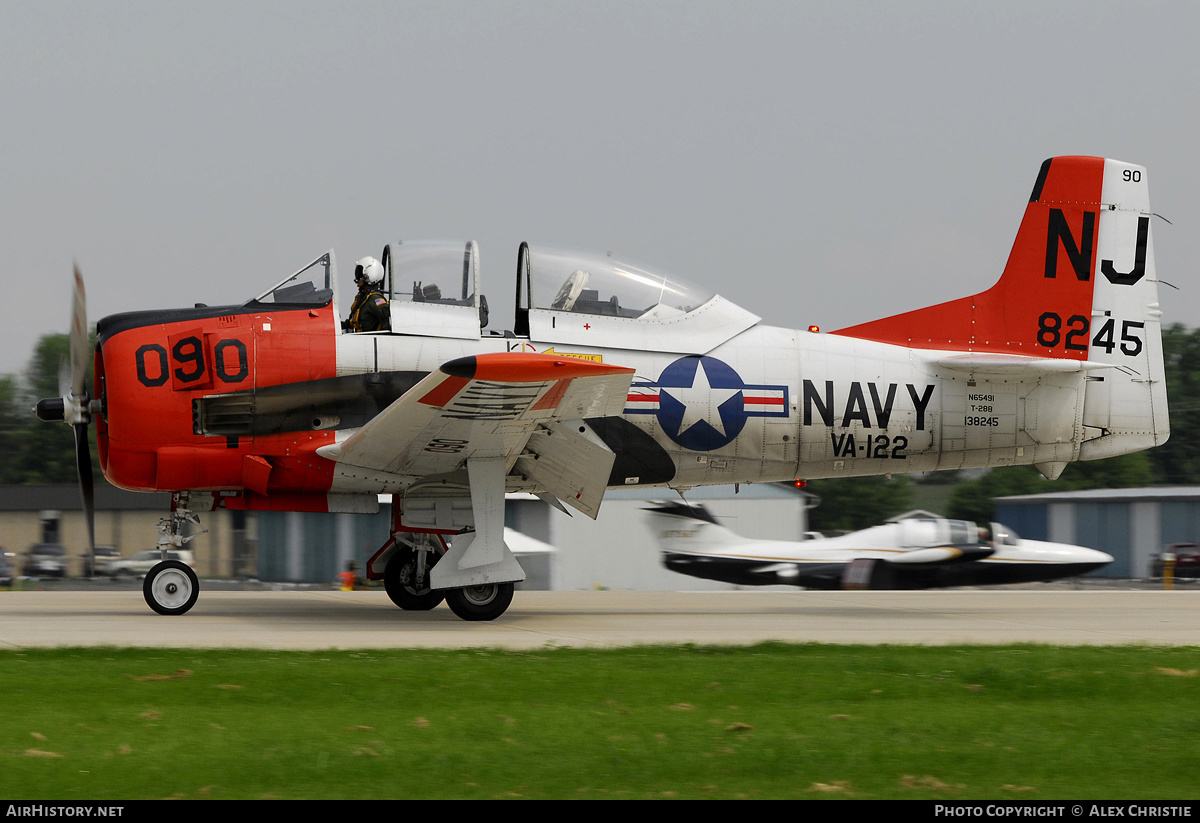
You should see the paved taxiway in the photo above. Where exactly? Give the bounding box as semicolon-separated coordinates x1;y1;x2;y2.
0;589;1195;649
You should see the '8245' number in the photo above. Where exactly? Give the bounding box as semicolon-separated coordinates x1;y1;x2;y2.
1036;313;1144;356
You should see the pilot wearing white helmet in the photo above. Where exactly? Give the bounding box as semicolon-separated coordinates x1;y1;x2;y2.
342;257;390;332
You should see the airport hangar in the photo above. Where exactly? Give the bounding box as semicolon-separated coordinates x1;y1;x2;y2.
252;483;814;591
0;482;810;590
6;483;1194;587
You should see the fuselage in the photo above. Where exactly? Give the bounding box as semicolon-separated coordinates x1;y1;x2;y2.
93;298;1094;507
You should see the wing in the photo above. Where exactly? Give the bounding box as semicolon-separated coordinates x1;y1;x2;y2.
317;353;634;518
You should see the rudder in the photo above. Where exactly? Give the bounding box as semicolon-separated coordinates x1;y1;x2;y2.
1078;159;1168;456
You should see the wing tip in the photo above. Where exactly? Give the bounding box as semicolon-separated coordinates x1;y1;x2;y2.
441;356;477;379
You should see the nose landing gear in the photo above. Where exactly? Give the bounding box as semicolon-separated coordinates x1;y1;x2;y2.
143;492;207;616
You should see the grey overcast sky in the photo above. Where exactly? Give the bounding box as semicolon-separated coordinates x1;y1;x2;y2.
2;1;1197;377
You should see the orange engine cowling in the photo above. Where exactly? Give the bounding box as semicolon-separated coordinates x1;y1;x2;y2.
94;300;339;500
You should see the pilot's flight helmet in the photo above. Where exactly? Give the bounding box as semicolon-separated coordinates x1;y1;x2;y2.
354;257;383;285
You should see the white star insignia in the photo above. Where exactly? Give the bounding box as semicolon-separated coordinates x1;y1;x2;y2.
662;360;741;437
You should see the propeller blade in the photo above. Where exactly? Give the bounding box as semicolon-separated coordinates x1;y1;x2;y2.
74;422;95;559
70;265;88;400
57;357;71;399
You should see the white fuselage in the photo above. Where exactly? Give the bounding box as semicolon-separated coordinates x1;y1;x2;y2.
329;321;1094;494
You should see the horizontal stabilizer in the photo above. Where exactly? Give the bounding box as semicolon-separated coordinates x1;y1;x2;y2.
933;353;1120;375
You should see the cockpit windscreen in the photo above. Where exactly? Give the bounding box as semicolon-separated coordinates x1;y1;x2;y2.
249;252;334;307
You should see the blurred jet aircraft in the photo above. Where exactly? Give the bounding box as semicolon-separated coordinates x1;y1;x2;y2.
648;501;1112;589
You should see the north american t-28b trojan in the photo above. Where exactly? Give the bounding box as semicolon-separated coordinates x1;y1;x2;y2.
36;156;1169;620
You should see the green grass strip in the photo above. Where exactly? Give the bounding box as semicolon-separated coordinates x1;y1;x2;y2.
1;644;1197;799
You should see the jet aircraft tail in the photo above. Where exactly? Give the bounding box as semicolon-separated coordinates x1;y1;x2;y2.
645;501;742;555
833;156;1169;461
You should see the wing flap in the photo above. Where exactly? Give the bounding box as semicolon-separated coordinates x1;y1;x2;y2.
516;421;616;518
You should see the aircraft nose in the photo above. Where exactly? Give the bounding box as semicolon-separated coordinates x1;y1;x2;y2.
1074;546;1114;571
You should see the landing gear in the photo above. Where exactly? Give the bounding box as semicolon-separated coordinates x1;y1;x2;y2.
372;485;524;622
143;560;199;615
445;582;514;621
383;543;445;611
374;534;515;619
143;492;208;615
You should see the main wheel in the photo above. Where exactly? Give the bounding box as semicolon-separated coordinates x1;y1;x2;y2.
383;546;445;611
143;560;199;615
445;582;514;621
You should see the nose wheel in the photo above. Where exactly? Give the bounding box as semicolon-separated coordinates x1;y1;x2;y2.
143;560;199;615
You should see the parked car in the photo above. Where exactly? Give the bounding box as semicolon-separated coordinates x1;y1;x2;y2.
0;552;14;587
109;550;196;579
1152;543;1200;578
23;543;68;578
81;546;121;577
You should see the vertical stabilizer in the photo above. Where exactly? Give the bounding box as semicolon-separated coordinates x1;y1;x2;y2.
645;502;743;555
832;156;1168;456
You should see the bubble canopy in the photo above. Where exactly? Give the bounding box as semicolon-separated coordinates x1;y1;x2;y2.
524;246;715;319
516;244;759;352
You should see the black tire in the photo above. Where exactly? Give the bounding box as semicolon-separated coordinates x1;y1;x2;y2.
383;546;445;611
143;560;199;616
445;582;514;621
